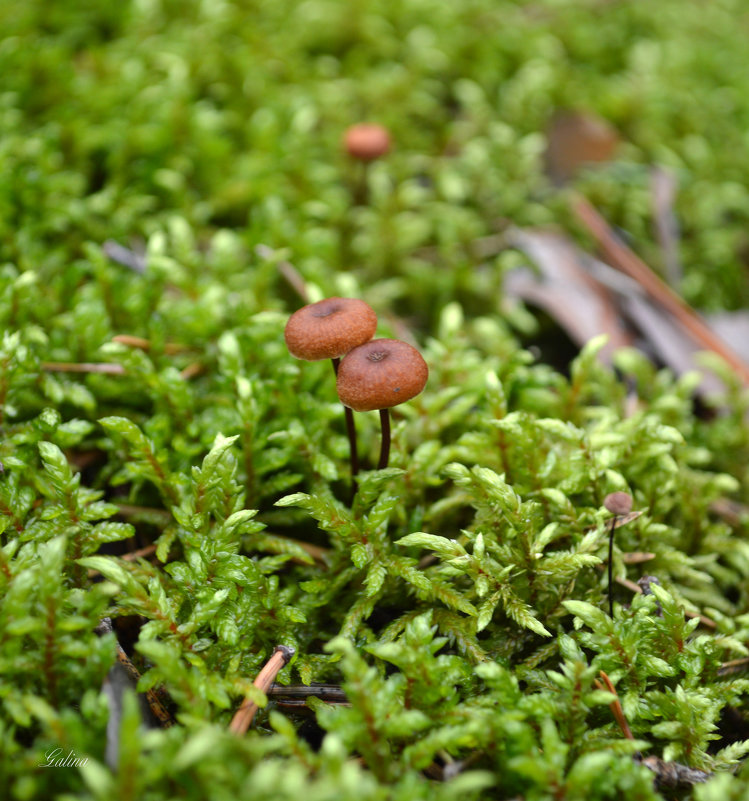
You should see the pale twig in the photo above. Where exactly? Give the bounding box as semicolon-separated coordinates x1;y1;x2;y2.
621;551;656;564
717;657;749;678
229;645;295;734
111;334;187;354
179;362;204;380
42;361;125;375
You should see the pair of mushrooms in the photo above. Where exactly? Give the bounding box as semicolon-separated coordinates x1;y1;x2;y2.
285;297;428;486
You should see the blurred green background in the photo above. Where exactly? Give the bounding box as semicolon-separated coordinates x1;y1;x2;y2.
3;0;749;332
4;5;749;799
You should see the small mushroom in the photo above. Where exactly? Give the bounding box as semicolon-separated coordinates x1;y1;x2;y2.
604;492;633;516
284;297;378;495
284;297;377;362
604;491;634;617
336;339;428;469
343;123;391;162
342;124;391;208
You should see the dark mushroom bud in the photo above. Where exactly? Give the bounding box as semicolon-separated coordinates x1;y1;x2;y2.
284;297;377;497
343;123;391;162
284;297;377;362
604;491;633;516
336;339;428;469
604;491;633;618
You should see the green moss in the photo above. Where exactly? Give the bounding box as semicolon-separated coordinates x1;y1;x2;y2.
2;1;749;798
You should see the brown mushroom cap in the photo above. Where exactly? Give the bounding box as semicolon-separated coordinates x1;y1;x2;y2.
343;123;391;161
604;491;633;516
284;297;377;361
336;339;428;412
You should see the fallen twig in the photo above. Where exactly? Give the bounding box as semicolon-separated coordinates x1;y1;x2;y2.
179;362;204;380
229;645;296;734
267;682;347;703
42;361;125;375
621;551;656;564
111;334;187;355
572;195;749;386
717;657;749;678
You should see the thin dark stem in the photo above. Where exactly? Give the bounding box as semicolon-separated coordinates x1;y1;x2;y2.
608;516;617;618
352;161;369;207
378;408;391;470
345;407;359;482
332;358;359;497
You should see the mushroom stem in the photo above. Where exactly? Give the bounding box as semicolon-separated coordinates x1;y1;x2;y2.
352;161;369;206
378;408;391;470
336;338;428;473
608;516;617;618
345;407;360;482
332;358;360;493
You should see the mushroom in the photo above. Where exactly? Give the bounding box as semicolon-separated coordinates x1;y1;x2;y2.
284;297;377;362
604;491;633;617
284;297;377;494
343;123;391;162
336;338;428;469
342;123;391;208
604;492;633;517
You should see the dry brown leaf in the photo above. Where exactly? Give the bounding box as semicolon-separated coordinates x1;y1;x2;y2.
505;228;633;362
651;167;682;287
573;195;749;387
705;311;749;363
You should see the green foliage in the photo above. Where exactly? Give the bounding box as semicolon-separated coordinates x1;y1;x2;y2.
3;0;749;799
563;591;749;768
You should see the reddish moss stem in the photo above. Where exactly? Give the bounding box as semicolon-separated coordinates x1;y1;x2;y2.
595;671;634;740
